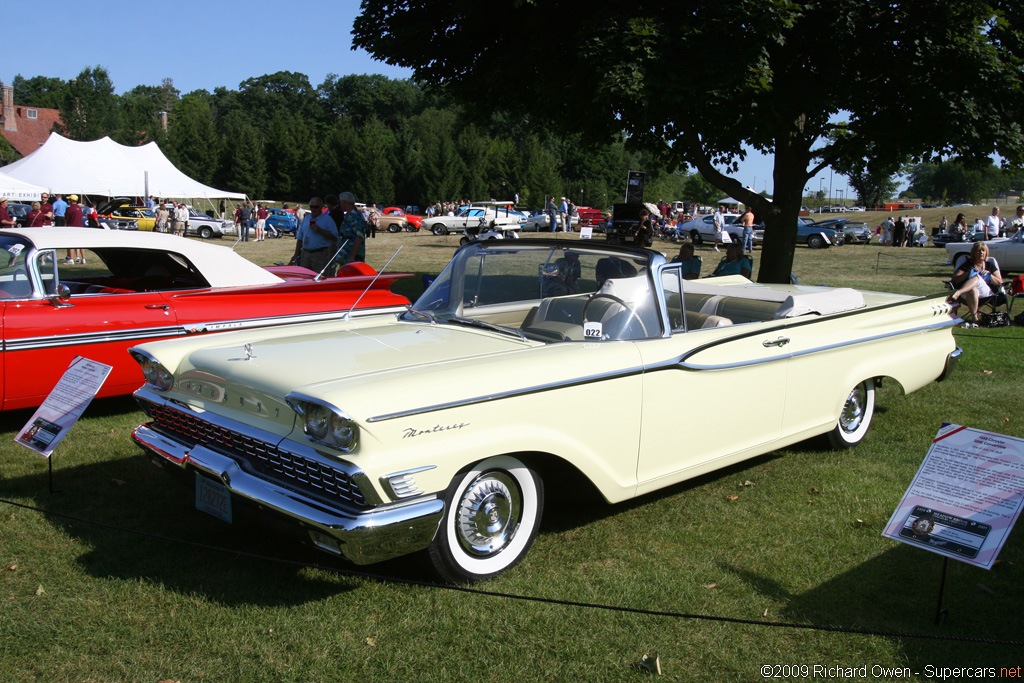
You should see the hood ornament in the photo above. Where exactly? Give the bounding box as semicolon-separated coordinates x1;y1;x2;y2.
244;343;255;361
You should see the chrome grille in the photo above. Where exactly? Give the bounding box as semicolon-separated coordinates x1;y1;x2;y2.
146;401;367;508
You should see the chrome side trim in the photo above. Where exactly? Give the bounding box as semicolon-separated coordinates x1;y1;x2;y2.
7;325;186;351
367;365;645;423
182;305;405;334
674;318;959;371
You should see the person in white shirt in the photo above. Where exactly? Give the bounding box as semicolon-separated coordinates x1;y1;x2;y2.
173;203;189;237
984;206;1002;239
712;205;726;252
1006;205;1024;236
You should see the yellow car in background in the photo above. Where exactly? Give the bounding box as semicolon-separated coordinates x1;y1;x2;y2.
97;199;156;231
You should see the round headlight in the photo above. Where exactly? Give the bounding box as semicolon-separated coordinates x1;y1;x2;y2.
330;414;357;451
304;403;330;440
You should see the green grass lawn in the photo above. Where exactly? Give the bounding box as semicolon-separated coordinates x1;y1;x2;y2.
1;232;1022;682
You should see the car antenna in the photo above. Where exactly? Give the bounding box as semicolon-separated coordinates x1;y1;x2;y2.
344;246;403;320
315;240;350;281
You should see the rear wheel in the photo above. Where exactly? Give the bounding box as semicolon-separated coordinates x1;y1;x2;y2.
827;379;875;449
427;456;543;583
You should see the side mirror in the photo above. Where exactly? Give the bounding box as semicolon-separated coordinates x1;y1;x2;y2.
50;283;73;308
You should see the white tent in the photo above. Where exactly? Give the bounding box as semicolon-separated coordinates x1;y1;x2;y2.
0;133;245;200
0;171;46;201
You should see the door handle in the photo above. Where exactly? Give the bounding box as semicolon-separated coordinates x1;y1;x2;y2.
763;336;790;348
145;304;171;315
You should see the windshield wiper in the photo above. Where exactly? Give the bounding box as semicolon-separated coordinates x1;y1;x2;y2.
449;315;527;341
403;306;436;324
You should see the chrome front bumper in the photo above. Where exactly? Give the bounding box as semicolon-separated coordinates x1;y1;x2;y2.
132;423;444;565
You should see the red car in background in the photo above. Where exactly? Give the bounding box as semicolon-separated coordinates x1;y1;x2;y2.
0;228;409;410
378;207;424;232
575;207;607;227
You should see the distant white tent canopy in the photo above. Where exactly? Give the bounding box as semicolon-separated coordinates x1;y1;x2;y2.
0;133;245;200
0;171;46;201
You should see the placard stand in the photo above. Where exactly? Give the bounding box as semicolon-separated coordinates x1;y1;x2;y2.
934;557;949;625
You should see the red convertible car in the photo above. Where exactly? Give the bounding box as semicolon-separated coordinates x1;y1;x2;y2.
0;228;409;410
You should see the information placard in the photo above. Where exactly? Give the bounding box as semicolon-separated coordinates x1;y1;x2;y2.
15;357;113;457
882;424;1024;569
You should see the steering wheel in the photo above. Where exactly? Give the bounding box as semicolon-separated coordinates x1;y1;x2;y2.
582;293;648;337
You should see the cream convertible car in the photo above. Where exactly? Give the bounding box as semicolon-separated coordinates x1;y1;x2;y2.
131;240;962;582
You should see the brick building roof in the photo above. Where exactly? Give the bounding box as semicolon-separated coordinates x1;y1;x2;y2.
2;105;62;157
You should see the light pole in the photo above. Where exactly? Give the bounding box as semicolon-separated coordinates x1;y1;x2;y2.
828;168;834;210
818;178;825;213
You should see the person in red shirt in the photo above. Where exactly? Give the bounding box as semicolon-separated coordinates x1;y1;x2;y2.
0;197;16;228
64;195;86;264
26;201;46;227
39;192;54;225
256;204;268;241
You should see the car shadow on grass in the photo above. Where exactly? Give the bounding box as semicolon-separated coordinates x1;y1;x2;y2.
0;444;431;606
717;542;1024;668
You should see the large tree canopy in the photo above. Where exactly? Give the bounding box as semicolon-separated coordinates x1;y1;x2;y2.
353;0;1024;282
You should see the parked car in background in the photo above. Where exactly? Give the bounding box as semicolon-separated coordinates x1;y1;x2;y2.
129;239;961;583
6;202;32;227
98;199;157;231
0;228;410;410
378;207;423;233
180;207;235;240
264;208;297;236
806;218;870;245
676;213;764;245
576;207;606;227
945;229;1024;272
422;202;522;236
521;212;579;232
796;221;842;248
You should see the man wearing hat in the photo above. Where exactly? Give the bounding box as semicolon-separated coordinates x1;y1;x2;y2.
63;195;86;263
0;197;16;229
335;191;366;265
64;195;83;228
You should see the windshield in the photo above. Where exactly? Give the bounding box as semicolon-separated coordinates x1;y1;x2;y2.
0;235;33;298
405;242;661;342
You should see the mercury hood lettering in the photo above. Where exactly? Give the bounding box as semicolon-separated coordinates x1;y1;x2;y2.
402;422;470;439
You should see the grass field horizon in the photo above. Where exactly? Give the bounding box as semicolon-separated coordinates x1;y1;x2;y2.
1;231;1022;682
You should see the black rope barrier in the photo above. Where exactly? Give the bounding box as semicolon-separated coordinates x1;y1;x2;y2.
1;496;1021;646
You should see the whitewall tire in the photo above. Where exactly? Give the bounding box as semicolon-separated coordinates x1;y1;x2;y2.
427;455;543;583
827;379;875;449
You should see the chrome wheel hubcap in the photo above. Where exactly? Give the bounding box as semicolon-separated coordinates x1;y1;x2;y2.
839;384;867;433
456;472;521;557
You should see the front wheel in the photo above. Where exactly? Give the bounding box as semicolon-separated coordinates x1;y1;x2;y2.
388;223;401;233
807;234;825;249
432;225;448;236
199;226;213;240
427;455;543;583
690;230;703;245
827;379;875;449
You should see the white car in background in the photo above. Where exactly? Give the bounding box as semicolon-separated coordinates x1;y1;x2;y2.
422;202;523;236
945;229;1024;271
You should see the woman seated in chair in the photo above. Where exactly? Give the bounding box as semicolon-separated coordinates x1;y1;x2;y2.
950;242;1003;325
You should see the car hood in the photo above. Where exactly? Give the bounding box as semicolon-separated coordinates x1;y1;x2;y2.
171;318;640;432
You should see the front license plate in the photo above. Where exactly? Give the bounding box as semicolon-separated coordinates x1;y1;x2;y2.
195;474;232;524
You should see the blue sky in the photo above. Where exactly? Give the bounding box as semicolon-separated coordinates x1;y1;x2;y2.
4;0;852;200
